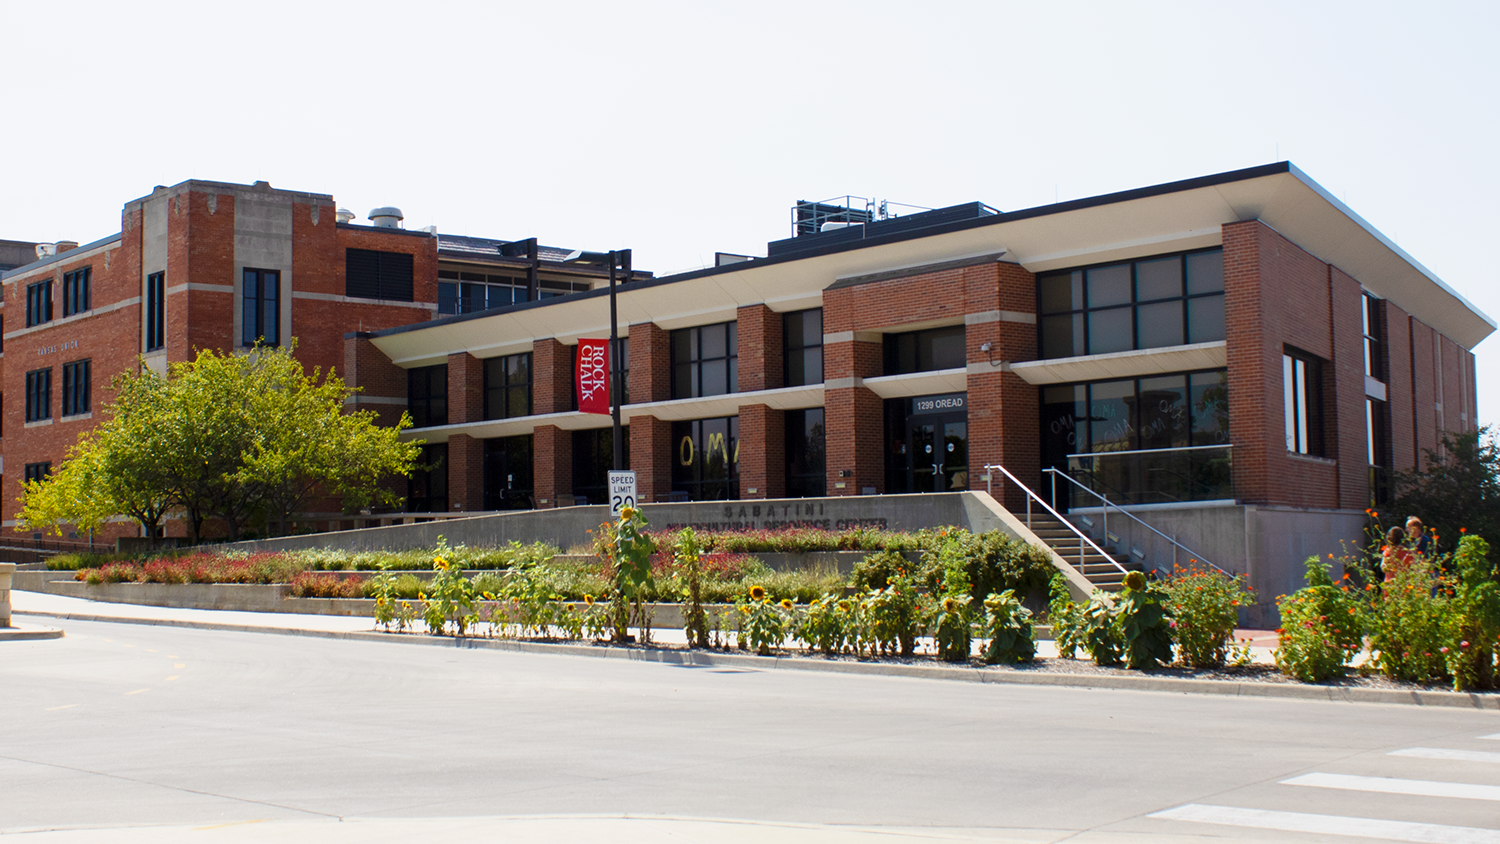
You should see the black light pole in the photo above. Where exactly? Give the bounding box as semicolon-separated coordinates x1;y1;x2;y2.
608;250;631;471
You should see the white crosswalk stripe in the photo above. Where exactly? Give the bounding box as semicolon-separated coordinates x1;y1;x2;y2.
1390;747;1500;765
1283;772;1500;801
1152;734;1500;841
1150;803;1500;843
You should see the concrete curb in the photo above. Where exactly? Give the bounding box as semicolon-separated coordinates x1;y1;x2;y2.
0;621;64;641
17;608;1498;711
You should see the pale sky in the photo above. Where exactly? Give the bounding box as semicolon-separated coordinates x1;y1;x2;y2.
4;1;1496;425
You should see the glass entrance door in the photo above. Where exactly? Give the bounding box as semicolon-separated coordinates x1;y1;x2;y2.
909;415;967;492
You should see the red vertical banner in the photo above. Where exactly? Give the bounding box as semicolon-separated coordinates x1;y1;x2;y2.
576;338;611;415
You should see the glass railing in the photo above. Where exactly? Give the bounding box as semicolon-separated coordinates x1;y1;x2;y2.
1062;444;1232;507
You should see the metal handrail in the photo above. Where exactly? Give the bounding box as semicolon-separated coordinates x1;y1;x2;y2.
984;463;1127;576
1064;443;1231;459
1044;467;1229;576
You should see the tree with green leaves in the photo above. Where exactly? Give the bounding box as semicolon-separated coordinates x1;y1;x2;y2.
1392;426;1500;555
21;344;420;543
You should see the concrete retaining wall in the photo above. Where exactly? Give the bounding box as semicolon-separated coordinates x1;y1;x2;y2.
1067;502;1366;626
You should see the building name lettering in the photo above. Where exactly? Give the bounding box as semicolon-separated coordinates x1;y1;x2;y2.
36;340;79;357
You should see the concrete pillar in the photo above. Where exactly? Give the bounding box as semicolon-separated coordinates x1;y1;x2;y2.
0;562;12;627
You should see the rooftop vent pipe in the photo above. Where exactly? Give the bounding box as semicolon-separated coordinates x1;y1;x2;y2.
35;243;56;259
369;207;404;228
335;208;356;224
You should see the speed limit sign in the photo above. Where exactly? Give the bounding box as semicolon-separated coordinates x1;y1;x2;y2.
608;470;637;515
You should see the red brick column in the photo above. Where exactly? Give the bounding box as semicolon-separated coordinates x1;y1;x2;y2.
629;322;671;404
737;304;783;392
448;352;484;424
344;333;408;428
533;338;572;415
967;262;1037;506
1223;221;1272;505
738;404;785;499
533;424;571;508
1330;267;1369;510
629;415;674;501
447;434;484;512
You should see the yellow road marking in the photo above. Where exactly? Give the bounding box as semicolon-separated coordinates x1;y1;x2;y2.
121;643;135;648
45;704;78;711
168;654;179;658
125;689;149;695
174;663;186;669
166;676;179;682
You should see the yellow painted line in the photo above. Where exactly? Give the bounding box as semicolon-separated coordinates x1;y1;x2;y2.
45;704;78;711
168;654;179;658
121;643;135;648
125;689;149;695
166;676;179;682
174;663;186;669
193;820;267;831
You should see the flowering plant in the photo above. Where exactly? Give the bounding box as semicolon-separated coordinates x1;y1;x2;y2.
1162;564;1255;668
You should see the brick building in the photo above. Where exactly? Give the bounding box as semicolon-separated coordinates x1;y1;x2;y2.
0;179;631;540
348;163;1492;606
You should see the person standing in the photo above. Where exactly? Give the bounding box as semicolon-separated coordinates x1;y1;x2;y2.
1382;526;1414;582
1406;516;1433;557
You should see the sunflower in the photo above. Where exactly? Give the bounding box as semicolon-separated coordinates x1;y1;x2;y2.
780;598;795;610
739;605;752;615
433;556;449;570
748;585;767;601
837;600;851;612
620;506;637;521
584;594;595;606
942;596;958;612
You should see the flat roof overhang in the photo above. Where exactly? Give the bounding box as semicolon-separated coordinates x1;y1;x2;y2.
368;163;1495;368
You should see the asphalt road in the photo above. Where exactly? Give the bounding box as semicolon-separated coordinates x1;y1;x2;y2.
2;619;1499;842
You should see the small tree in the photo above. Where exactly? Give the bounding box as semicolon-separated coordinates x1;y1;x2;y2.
1393;426;1500;556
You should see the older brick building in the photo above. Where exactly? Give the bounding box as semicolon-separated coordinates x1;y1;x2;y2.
0;178;629;540
350;163;1492;607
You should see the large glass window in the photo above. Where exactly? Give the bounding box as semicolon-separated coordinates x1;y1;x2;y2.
25;280;52;327
484;353;532;419
25;368;50;422
1368;397;1391;506
62;267;90;317
437;270;528;315
1038;248;1224;359
672;322;737;399
784;308;823;387
407;365;448;428
61;359;89;416
346;249;414;302
483;436;533;510
671;416;739;500
1041;370;1230;504
406;444;448;513
242;268;279;347
1284;348;1324;456
884;325;966;375
785;408;826;497
146;272;166;351
572;427;629;505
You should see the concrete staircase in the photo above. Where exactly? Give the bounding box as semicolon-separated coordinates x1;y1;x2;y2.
1022;516;1132;592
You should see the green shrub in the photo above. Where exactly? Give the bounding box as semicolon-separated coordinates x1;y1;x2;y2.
1079;591;1123;666
849;548;916;592
48;552;118;571
1162;565;1255;668
1362;553;1448;685
1047;575;1086;659
981;589;1035;664
1117;571;1173;670
1275;557;1363;682
737;585;793;655
1445;535;1500;691
860;574;924;657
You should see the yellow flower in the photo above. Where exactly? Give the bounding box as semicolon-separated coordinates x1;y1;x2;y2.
584;594;595;606
739;605;751;615
376;597;386;606
748;585;767;601
482;592;494;601
942;596;958;612
837;600;851;612
620;506;637;521
418;592;427;601
433;556;448;570
780;598;794;610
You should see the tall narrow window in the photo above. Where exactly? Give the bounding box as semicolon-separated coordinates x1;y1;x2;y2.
62;267;91;317
61;360;90;416
23;462;51;484
784;308;823;387
242;268;280;347
25;368;51;422
25;280;52;327
407;365;448;428
1363;292;1385;382
671;322;737;399
1284;349;1324;456
483;353;532;420
146;272;166;351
